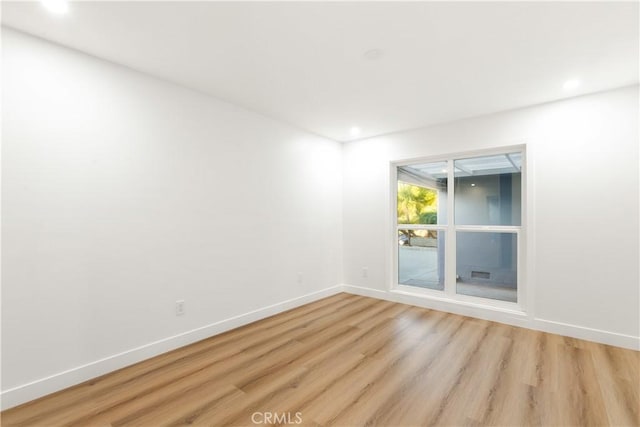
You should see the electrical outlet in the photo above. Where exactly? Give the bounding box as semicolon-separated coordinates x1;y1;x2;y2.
297;272;303;284
362;267;368;278
175;300;185;316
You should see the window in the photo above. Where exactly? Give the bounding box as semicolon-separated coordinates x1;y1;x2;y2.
394;148;524;306
396;161;447;290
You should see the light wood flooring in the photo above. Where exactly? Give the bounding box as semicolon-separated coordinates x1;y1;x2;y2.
2;293;639;426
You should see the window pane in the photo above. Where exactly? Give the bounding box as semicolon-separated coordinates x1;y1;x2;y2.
397;161;448;225
456;232;517;302
398;229;445;290
454;153;521;226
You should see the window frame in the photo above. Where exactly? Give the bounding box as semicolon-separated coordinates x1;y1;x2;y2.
390;145;526;312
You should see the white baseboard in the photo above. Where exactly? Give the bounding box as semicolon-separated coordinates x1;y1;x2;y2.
342;284;640;351
0;285;343;410
532;318;639;350
343;284;529;328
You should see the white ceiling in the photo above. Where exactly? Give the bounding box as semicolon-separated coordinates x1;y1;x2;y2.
2;1;638;142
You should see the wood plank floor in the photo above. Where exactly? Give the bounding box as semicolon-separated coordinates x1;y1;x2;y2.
2;293;639;426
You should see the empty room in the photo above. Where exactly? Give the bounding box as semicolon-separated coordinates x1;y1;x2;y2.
1;1;638;426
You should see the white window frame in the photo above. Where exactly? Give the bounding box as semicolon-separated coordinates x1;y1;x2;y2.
390;145;526;313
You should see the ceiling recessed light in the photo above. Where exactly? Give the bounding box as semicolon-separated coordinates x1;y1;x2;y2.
363;49;383;60
471;183;476;187
41;0;69;14
350;126;361;137
563;79;581;91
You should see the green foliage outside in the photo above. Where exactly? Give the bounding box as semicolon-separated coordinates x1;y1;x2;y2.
397;181;438;224
398;181;438;241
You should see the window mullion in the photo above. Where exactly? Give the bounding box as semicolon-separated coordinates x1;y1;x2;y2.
445;158;456;297
396;224;447;231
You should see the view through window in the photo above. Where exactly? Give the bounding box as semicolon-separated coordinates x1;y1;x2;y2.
395;151;522;303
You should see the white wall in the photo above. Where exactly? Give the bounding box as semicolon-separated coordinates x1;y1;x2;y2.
343;85;639;348
1;29;343;407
